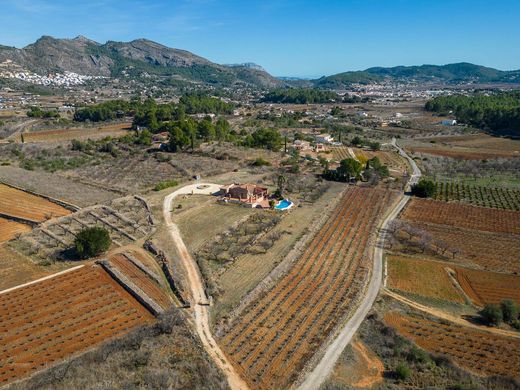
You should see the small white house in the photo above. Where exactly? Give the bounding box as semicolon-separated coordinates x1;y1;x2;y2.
316;134;334;144
441;119;457;126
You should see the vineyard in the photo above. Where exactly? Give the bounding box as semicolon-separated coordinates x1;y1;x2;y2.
401;198;520;234
386;256;464;303
219;187;398;389
434;182;520;211
0;264;154;386
455;267;520;307
384;312;520;380
12;196;155;261
0;217;31;243
0;184;71;223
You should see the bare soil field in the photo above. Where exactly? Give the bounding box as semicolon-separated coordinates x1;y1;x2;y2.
0;264;154;386
0;245;60;291
454;267;520;307
419;133;520;152
327;339;384;389
19;122;132;143
387;255;464;304
219;187;398;389
401;198;520;235
0;166;117;207
0;217;31;243
384;311;520;380
0;184;71;223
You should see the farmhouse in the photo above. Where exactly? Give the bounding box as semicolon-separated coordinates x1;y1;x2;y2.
219;183;270;208
316;133;334;144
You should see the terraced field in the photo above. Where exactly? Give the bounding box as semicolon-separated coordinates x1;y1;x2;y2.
0;184;71;223
0;217;31;243
0;264;154;386
401;198;520;234
384;312;520;380
434;182;520;211
455;267;520;307
219;187;397;389
108;252;172;310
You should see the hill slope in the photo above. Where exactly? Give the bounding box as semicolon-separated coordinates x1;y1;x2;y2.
0;35;282;88
315;62;520;88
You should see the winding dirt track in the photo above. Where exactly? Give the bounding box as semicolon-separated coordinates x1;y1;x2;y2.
163;183;249;390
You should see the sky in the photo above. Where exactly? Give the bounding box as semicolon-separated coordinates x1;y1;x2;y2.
1;0;519;78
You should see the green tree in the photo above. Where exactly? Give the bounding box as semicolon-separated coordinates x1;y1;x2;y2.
215;117;230;141
168;125;189;152
197;117;216;141
394;362;411;381
481;303;503;325
337;158;362;180
411;179;436;198
251;128;283;151
74;227;111;259
501;299;519;323
135;129;152;146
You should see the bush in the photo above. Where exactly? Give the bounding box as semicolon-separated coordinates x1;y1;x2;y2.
480;303;503;326
251;157;271;167
74;227;111;259
411;179;436;197
394;362;411;380
154;179;179;191
501;299;519;323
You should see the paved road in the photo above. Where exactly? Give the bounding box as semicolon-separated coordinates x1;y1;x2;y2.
163;183;249;390
299;139;421;390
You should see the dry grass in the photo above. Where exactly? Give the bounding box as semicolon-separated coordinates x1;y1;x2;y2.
387;255;464;304
20;122;132;143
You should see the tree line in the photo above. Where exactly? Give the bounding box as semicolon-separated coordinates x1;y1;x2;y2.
425;91;520;136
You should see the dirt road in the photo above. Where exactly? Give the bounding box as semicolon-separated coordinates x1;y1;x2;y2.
163;183;249;390
299;139;421;390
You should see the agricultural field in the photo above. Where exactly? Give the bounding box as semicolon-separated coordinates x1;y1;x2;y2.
19;122;132;143
403;133;520;160
0;217;31;243
401;198;520;235
454;267;520;307
0;183;71;223
0;166;117;207
384;311;520;380
0;245;60;291
11;196;155;262
0;264;155;386
386;255;464;304
215;183;344;320
219;187;398;389
434;181;520;210
410;221;520;274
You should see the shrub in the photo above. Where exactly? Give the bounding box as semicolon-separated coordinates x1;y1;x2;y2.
411;179;436;197
394;362;411;380
74;227;111;259
481;303;503;325
251;157;271;167
154;179;179;191
501;299;519;323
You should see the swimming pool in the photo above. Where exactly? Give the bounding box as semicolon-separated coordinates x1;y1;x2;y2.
275;199;294;210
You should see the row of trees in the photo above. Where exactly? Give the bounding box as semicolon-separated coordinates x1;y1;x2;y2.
425;91;520;136
27;106;60;118
481;300;519;328
262;88;340;104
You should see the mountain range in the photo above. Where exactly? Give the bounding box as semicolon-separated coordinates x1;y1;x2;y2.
1;36;520;89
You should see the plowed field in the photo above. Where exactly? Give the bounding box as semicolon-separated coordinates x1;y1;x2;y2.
0;264;154;385
21;122;131;143
220;187;398;389
384;312;520;380
455;267;520;307
0;184;70;223
401;198;520;235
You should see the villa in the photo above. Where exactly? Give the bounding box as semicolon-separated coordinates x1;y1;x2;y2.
219;183;270;208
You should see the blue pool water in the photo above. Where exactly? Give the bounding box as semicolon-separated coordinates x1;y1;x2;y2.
275;199;293;210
